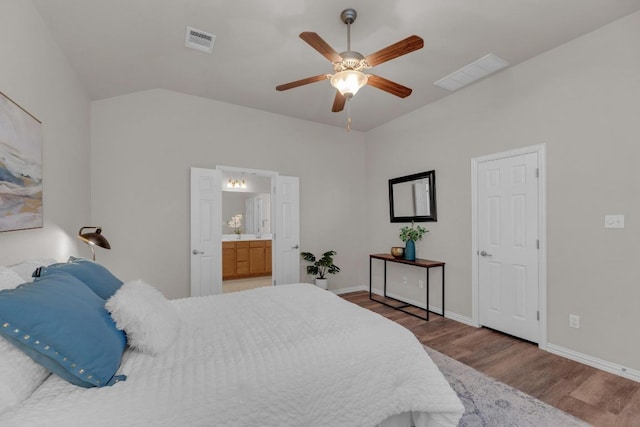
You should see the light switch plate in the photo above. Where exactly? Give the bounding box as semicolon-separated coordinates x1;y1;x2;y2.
604;215;624;229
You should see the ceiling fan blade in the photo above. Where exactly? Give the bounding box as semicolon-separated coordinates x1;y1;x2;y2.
365;35;424;67
332;92;346;112
367;75;412;98
300;32;342;63
276;74;329;91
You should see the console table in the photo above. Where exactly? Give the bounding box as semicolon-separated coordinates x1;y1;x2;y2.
369;254;445;321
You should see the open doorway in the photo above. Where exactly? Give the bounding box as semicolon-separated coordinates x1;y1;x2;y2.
190;167;300;297
220;169;273;293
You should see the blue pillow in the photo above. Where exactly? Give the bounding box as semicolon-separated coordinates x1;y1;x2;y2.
34;257;123;300
0;271;126;388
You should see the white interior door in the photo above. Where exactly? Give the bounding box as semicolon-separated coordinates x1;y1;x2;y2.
478;152;539;342
274;175;300;285
190;167;222;296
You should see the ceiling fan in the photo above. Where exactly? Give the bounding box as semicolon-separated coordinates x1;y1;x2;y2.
276;8;424;129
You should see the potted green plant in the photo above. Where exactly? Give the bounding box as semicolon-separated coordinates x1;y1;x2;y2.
300;250;340;290
399;222;428;261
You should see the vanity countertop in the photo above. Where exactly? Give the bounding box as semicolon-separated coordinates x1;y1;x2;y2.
221;233;273;242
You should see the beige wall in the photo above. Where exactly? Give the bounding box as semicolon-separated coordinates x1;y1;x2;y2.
366;11;640;370
90;89;367;299
0;1;90;265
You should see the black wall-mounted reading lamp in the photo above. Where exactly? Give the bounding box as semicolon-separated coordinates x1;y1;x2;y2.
77;226;111;261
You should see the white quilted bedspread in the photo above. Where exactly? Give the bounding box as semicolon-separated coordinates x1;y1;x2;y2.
0;284;463;427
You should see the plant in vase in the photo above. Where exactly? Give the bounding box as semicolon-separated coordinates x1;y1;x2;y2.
300;250;340;290
227;214;243;236
399;222;428;261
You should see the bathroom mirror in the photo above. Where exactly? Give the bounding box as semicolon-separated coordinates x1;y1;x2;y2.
389;170;437;223
221;173;272;235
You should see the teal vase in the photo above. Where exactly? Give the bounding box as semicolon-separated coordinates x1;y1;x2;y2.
404;239;416;261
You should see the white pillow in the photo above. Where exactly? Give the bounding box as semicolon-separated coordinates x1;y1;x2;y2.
0;267;25;290
8;258;58;282
0;267;50;414
0;338;49;414
105;280;180;356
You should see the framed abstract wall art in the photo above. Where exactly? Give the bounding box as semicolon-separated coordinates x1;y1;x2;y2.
0;91;43;232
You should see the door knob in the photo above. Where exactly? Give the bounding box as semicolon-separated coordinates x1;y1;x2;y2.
480;250;492;257
192;249;204;255
292;244;299;249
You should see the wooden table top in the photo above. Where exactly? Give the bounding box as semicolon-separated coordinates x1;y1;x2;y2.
370;253;445;268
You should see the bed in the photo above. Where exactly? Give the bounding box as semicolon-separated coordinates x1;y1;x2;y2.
0;258;463;427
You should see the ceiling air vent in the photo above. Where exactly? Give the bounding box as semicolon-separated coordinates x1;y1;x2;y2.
185;26;216;53
434;54;509;91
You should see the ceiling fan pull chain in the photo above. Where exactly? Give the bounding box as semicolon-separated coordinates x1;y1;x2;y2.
346;98;352;132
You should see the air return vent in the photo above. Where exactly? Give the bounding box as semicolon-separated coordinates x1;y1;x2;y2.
434;54;509;91
185;26;216;53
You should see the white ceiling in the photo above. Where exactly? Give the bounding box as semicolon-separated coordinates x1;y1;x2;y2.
34;0;640;131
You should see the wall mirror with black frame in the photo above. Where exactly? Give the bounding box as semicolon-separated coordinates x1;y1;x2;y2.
388;170;437;223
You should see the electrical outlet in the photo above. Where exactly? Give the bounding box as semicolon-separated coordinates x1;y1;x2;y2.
569;314;580;328
604;215;624;229
418;280;424;289
402;276;408;285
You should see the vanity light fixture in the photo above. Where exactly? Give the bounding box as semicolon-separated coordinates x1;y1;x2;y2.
77;226;111;261
226;179;247;189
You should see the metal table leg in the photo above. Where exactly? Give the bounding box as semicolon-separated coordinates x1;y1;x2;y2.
426;267;430;321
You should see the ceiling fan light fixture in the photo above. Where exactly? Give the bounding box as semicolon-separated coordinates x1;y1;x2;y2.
330;70;368;98
276;8;424;130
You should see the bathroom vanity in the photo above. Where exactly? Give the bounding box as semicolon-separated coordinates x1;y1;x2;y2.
222;235;272;280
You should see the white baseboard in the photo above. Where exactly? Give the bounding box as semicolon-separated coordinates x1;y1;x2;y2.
443;311;476;327
384;290;443;315
331;286;367;295
366;288;475;326
546;343;640;383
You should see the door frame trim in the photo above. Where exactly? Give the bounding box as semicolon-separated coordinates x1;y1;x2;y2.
471;143;547;349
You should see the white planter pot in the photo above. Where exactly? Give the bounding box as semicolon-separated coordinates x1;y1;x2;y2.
314;278;328;290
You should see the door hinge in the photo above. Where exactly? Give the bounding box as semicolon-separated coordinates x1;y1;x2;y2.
535;168;539;178
536;311;540;321
536;239;540;249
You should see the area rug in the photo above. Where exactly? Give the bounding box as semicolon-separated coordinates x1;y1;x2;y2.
424;346;591;427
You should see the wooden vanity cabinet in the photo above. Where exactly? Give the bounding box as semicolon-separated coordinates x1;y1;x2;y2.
222;243;236;278
222;240;272;280
249;241;265;273
266;240;272;274
236;241;250;276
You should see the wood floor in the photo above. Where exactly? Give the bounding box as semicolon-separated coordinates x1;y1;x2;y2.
340;291;640;427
